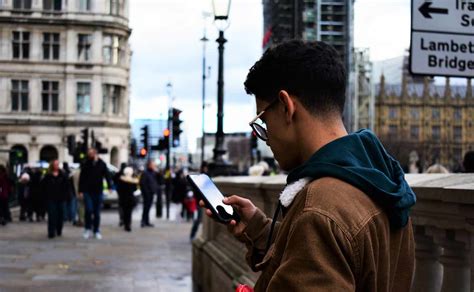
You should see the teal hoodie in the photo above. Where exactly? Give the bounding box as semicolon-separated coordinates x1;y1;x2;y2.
286;129;416;229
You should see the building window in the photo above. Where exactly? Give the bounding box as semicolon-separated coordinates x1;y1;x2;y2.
389;107;397;119
103;34;124;65
410;125;419;140
12;31;30;59
432;126;440;141
453;108;462;121
388;125;398;139
43;33;60;60
13;0;32;10
110;0;121;15
43;0;61;11
102;84;123;114
42;81;59;112
453;126;462;142
410;107;419;120
78;34;92;61
432;108;441;120
77;82;91;113
11;80;29;112
78;0;91;11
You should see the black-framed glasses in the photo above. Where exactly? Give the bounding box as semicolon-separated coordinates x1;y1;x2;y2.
248;99;279;141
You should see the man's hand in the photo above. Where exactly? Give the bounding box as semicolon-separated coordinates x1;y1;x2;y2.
200;195;257;237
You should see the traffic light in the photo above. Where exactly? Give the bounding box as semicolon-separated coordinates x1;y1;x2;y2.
171;108;182;147
154;129;171;151
81;128;89;152
95;140;108;154
67;135;76;154
140;125;149;151
139;147;148;158
130;139;137;158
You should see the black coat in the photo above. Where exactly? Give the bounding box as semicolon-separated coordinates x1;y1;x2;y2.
139;169;159;197
117;178;137;208
41;172;69;202
79;159;112;195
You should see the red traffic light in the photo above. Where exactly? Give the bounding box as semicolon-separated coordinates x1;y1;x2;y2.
163;129;170;137
139;148;147;157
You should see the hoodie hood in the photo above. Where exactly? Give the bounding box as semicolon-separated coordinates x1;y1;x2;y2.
286;129;416;229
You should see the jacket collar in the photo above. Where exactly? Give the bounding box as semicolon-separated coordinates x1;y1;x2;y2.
279;177;312;208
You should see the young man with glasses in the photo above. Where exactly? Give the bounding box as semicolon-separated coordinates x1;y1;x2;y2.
202;40;416;291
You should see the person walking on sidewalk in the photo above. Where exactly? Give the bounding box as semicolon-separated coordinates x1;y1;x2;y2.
79;148;112;239
139;160;158;227
117;166;138;232
0;165;13;226
113;162;127;227
42;159;69;239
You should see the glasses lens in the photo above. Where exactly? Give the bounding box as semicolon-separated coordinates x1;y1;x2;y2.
251;123;268;141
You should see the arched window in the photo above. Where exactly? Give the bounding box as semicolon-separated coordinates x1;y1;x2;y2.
40;145;58;163
110;147;119;167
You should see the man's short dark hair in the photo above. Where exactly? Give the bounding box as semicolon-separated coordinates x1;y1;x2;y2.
244;40;346;116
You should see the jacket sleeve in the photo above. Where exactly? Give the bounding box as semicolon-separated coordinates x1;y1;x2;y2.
266;211;356;292
240;208;281;272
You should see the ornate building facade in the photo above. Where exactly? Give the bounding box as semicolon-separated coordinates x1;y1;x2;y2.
375;76;473;171
0;0;131;167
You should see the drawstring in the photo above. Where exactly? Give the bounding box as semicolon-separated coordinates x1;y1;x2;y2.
264;202;282;255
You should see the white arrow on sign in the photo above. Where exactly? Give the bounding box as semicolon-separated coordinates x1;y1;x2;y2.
412;0;474;34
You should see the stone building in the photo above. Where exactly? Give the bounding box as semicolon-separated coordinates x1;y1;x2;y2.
375;75;473;171
0;0;131;167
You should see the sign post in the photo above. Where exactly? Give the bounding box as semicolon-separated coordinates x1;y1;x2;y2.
410;0;474;78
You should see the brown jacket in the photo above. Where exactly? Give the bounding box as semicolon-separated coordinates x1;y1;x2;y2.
241;177;415;292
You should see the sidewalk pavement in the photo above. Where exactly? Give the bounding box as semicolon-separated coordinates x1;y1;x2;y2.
0;204;194;291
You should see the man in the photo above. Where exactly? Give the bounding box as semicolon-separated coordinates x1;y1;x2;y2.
139;160;158;227
79;148;112;239
202;40;416;291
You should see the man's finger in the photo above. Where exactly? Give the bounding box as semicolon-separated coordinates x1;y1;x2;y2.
223;195;249;208
205;209;213;217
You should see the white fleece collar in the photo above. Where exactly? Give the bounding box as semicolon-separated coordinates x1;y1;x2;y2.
279;177;312;207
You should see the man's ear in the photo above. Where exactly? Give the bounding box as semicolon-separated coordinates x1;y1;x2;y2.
278;90;296;124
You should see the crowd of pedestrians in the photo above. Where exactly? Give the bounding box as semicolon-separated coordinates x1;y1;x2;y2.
0;147;205;242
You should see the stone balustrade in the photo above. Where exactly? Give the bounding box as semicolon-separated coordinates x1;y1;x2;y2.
192;174;474;292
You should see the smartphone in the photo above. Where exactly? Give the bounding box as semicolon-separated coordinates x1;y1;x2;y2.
186;174;240;224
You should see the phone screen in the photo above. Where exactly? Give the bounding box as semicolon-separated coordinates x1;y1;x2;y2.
188;174;235;216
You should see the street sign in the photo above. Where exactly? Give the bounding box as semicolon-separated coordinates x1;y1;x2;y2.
410;0;474;78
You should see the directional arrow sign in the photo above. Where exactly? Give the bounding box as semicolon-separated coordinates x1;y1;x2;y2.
418;2;448;18
410;0;474;78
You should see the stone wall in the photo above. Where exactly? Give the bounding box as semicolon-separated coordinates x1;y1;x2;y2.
192;174;474;292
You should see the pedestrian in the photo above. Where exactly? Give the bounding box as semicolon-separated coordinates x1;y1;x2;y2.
30;167;45;222
0;165;13;226
155;169;164;218
41;159;69;239
139;160;158;227
18;170;33;222
113;162;127;227
62;162;76;224
201;40;416;291
78;148;113;240
171;169;188;220
117;166;138;232
71;167;84;227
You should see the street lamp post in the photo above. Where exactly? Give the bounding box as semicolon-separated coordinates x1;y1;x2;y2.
211;0;231;168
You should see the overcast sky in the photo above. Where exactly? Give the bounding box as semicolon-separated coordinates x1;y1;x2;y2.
129;0;412;152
